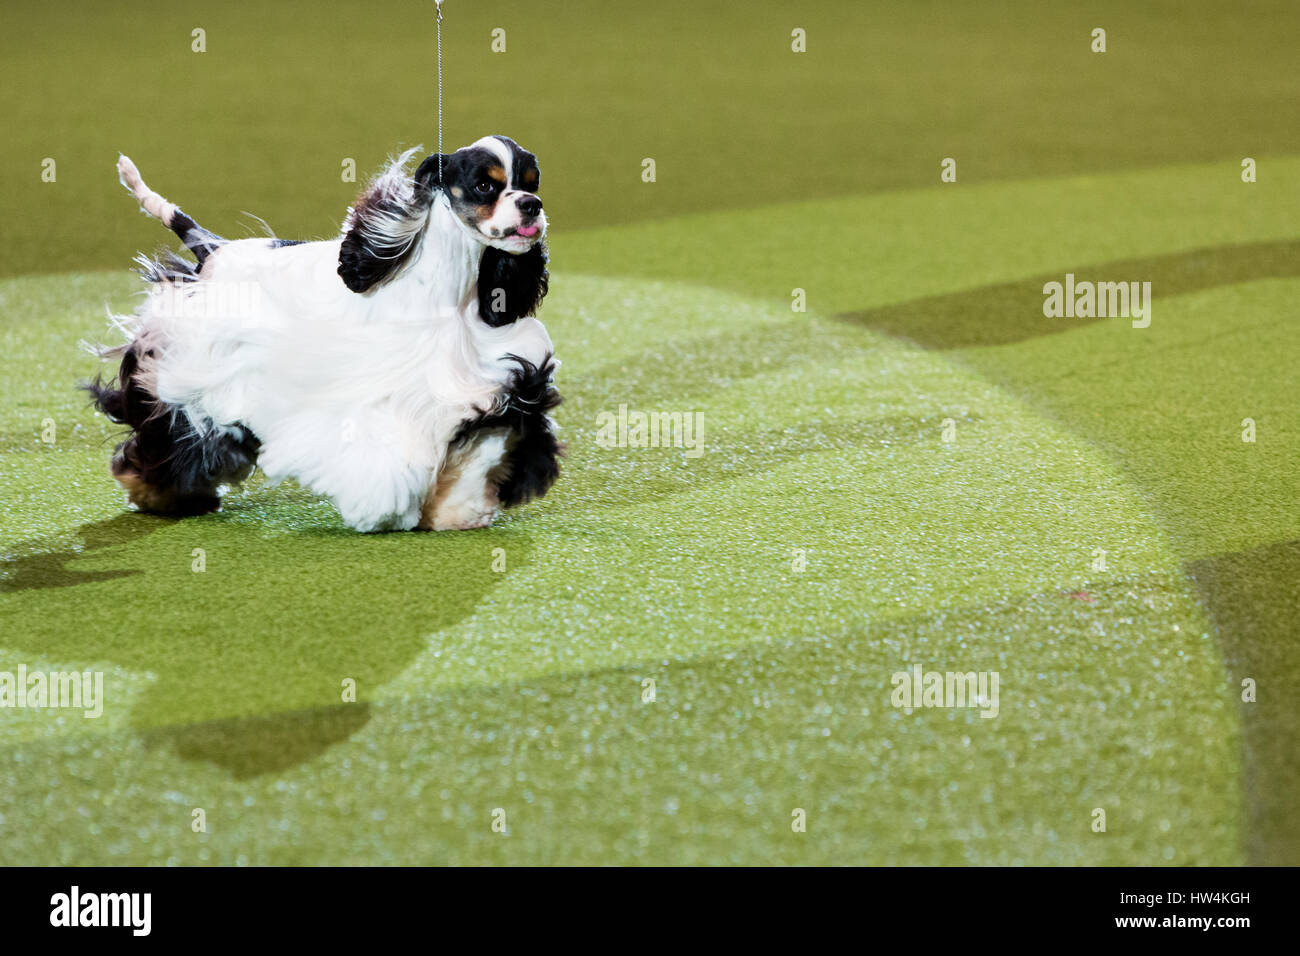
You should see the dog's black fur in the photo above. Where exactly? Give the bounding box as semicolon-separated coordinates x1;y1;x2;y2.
452;354;563;508
478;244;550;327
84;343;260;516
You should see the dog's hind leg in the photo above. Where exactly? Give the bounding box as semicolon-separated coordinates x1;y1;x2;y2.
85;340;260;516
117;155;226;267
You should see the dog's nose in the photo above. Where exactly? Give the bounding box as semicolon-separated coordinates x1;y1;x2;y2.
516;195;542;217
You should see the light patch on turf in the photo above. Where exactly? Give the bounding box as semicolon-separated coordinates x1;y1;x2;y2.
0;652;152;744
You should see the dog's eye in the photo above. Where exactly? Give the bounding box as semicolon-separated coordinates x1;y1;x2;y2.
475;180;494;196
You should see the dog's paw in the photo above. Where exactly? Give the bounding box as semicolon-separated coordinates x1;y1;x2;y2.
424;503;499;531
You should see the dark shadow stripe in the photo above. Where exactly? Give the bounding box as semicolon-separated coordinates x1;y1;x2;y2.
152;703;373;781
1186;539;1300;866
836;239;1300;349
0;513;168;593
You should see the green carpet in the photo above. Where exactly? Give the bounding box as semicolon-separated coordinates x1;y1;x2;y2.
1;0;1296;864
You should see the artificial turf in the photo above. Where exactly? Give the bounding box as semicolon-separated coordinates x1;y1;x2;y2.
1;0;1297;864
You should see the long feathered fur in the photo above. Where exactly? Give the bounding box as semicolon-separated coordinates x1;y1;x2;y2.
88;141;560;531
338;148;436;293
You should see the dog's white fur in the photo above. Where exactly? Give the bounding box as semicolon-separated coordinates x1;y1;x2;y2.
110;145;553;531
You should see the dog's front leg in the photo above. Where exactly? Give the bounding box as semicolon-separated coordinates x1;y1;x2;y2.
334;444;429;533
258;412;429;532
419;429;509;531
328;454;429;532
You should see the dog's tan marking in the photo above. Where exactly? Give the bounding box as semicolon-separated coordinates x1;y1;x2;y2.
418;470;459;530
113;465;178;514
418;464;499;530
418;434;504;531
117;155;178;226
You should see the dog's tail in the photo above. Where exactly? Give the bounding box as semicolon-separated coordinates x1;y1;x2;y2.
117;154;226;267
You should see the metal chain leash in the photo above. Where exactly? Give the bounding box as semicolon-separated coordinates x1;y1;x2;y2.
436;1;444;184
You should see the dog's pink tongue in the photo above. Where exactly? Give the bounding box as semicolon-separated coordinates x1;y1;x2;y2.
517;224;540;238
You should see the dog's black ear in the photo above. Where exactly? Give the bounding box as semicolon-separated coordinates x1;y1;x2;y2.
338;159;438;293
414;154;449;193
337;228;387;293
478;241;550;326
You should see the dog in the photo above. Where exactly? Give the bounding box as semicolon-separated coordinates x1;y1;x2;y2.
86;136;561;531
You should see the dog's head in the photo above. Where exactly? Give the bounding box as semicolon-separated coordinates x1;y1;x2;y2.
338;136;549;325
417;135;546;254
